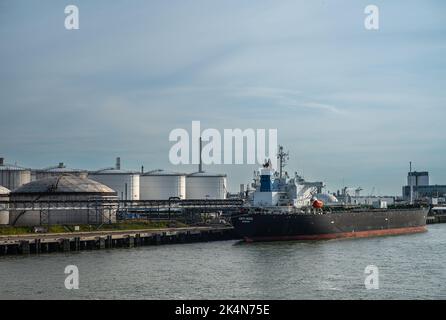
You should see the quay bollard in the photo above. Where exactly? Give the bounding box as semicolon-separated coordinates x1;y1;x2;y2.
62;239;70;252
106;235;112;248
98;237;106;249
74;237;80;251
20;241;30;254
34;239;41;254
127;235;134;248
135;234;141;246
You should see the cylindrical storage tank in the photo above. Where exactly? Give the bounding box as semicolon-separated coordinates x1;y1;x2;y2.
89;169;140;201
0;185;10;225
140;170;186;200
32;162;88;181
9;175;118;226
0;158;31;191
186;172;227;199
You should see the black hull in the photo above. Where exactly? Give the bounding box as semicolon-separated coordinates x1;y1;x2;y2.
231;208;428;242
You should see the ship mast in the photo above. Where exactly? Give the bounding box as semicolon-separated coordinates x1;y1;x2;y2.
277;145;289;179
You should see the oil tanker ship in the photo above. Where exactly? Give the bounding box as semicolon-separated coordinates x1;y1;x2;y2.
231;147;428;242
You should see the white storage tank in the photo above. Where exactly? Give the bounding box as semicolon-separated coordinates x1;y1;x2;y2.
140;170;186;200
0;185;10;225
0;158;31;191
88;158;139;201
32;162;88;181
186;172;227;199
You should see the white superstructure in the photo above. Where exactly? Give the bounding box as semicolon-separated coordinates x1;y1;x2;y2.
251;162;321;208
140;170;186;200
250;147;330;209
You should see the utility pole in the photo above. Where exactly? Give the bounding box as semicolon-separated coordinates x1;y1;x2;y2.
198;137;203;173
409;161;413;205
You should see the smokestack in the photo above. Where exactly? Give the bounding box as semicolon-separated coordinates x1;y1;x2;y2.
141;165;144;174
116;157;121;170
409;161;413;205
198;137;203;173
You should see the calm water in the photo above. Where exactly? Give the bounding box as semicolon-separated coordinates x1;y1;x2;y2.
1;224;445;300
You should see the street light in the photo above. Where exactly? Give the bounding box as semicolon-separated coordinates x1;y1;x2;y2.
168;196;181;221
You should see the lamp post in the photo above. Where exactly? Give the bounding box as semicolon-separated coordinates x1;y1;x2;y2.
168;196;181;221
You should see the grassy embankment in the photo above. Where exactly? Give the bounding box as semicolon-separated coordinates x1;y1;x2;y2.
0;220;188;236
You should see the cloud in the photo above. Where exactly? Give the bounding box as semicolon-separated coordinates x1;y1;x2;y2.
0;0;445;194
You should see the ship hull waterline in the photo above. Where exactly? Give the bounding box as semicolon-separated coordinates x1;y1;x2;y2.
231;208;428;242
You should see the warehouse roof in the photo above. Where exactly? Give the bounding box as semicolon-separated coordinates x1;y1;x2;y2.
142;169;185;176
89;168;139;175
0;162;30;171
187;172;227;177
35;163;87;173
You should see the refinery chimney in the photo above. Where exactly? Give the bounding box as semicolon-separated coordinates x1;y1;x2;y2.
198;137;203;173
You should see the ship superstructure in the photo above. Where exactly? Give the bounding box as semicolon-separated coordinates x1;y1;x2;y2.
250;146;326;209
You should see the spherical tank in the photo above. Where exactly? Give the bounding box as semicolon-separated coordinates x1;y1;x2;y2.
0;185;10;225
9;175;117;226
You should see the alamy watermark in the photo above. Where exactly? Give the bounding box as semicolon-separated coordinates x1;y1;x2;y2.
364;265;379;289
364;5;379;30
64;5;79;30
169;121;278;168
64;265;79;290
62;5;379;32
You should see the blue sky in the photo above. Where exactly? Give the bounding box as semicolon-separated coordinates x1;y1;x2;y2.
1;0;445;195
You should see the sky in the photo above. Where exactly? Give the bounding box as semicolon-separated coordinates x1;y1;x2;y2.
0;0;445;195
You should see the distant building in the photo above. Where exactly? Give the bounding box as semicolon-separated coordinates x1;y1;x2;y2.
402;171;446;200
407;171;429;188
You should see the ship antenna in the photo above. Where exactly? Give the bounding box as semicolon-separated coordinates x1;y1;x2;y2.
277;145;289;179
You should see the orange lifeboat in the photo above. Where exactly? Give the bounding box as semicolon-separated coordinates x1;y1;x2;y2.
312;199;324;209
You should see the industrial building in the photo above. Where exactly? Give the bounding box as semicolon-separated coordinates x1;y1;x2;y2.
9;175;118;226
0;185;10;225
140;170;186;200
89;157;140;201
32;162;88;181
348;196;395;206
186;172;227;199
402;171;446;200
0;158;31;191
334;187;395;206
